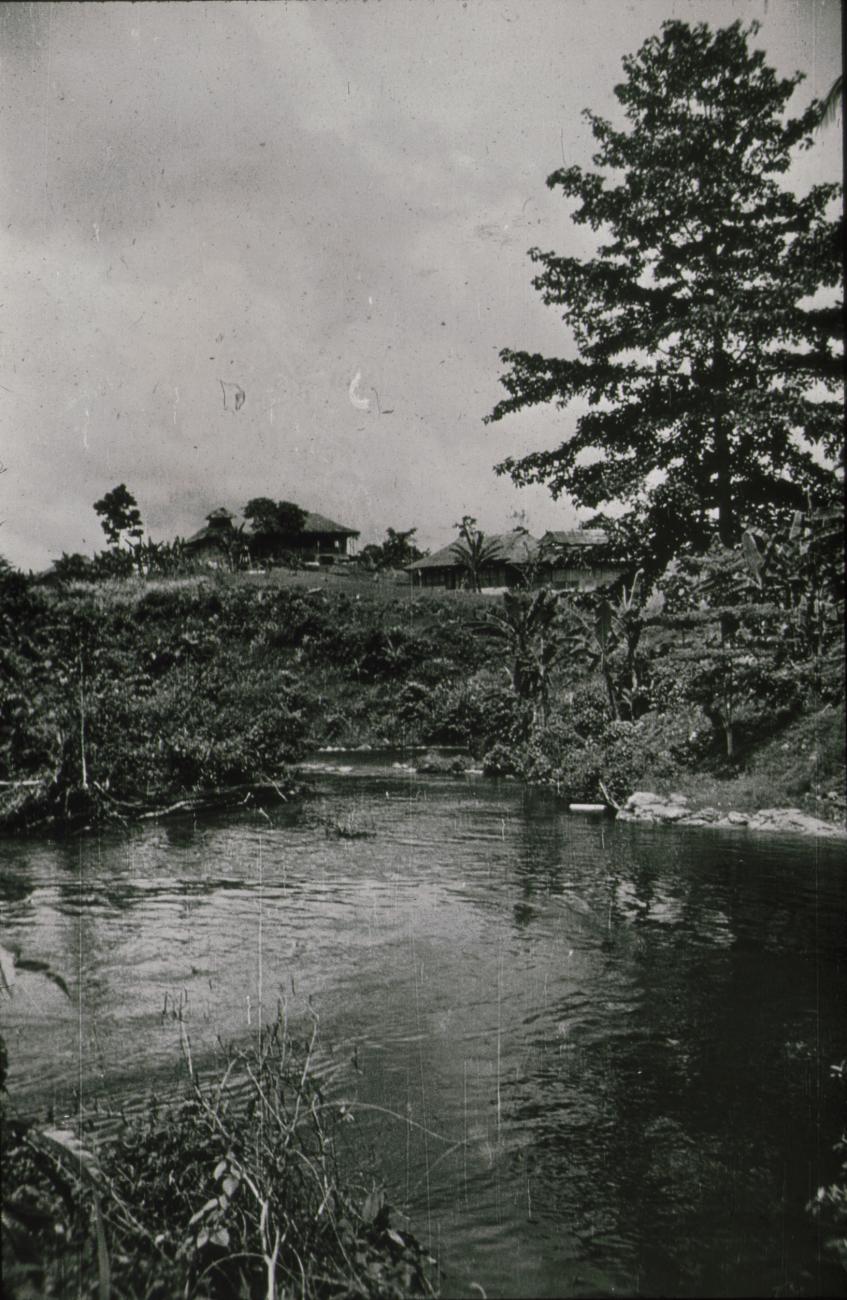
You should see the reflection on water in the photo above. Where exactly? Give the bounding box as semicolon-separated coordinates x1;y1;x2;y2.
1;761;845;1298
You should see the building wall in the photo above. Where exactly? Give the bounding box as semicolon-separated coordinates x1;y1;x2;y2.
414;563;523;590
288;534;353;563
549;564;624;591
413;562;623;591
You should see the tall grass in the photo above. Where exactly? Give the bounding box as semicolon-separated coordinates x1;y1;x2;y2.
1;1013;437;1300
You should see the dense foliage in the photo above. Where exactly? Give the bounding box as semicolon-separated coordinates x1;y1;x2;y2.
1;502;844;831
243;498;308;562
0;574;503;828
487;20;843;572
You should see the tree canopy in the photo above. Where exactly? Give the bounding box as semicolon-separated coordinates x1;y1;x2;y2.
487;20;843;573
359;528;425;571
243;499;307;539
93;485;143;549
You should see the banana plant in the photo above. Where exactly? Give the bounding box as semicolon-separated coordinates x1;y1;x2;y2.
474;588;562;723
565;570;646;721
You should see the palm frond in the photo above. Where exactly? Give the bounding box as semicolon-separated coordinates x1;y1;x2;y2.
817;74;844;129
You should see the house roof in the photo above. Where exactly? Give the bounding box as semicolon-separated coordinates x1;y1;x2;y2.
185;525;225;547
299;511;359;537
540;529;609;547
185;522;235;547
186;507;359;545
407;532;540;571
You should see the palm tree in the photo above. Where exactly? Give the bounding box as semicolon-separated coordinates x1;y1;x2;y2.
450;517;502;591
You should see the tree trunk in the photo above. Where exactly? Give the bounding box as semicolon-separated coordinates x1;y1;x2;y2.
711;337;736;547
714;413;736;547
602;658;619;722
78;648;88;790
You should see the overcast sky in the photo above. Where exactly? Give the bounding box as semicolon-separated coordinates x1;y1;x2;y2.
0;0;841;569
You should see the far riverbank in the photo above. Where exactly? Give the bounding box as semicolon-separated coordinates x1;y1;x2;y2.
1;569;844;836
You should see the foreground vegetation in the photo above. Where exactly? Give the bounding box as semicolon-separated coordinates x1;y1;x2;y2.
1;1013;437;1300
0;506;843;833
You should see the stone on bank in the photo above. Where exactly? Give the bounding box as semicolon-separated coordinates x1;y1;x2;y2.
617;791;847;839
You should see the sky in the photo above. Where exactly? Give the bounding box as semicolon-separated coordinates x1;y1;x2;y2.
0;0;841;570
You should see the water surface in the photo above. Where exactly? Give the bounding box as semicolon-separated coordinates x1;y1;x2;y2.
2;759;845;1297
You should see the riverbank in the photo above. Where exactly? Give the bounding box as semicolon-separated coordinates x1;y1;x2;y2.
0;569;843;834
0;775;309;835
1;1013;437;1300
604;707;846;837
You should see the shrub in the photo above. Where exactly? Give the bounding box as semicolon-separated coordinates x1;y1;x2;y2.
481;741;524;777
423;674;531;754
566;679;615;742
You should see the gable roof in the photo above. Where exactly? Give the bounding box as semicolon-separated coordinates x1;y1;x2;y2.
300;511;359;537
407;532;540;571
540;529;609;547
185;523;231;547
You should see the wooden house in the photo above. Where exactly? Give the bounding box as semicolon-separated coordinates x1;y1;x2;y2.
183;508;239;567
406;531;540;590
280;512;360;566
538;530;624;591
185;506;359;568
406;527;624;592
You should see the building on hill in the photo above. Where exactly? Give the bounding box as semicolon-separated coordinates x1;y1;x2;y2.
406;531;540;590
406;527;625;592
538;530;626;591
183;508;239;567
184;506;360;568
288;512;360;566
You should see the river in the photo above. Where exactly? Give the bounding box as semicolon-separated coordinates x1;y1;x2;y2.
2;755;845;1298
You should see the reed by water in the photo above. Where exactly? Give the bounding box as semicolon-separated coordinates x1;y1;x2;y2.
1;1010;438;1300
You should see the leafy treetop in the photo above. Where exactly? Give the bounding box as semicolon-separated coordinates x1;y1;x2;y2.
359;528;425;571
243;499;307;538
93;484;144;549
487;19;843;574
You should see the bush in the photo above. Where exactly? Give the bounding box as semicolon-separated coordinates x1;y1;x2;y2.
91;666;308;796
423;674;531;755
566;680;615;741
518;713;683;802
521;723;605;800
481;741;524;777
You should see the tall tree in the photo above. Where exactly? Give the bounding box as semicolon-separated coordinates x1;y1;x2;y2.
93;484;143;550
487;20;842;571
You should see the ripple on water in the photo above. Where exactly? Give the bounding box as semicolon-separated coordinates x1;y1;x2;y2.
1;778;846;1299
